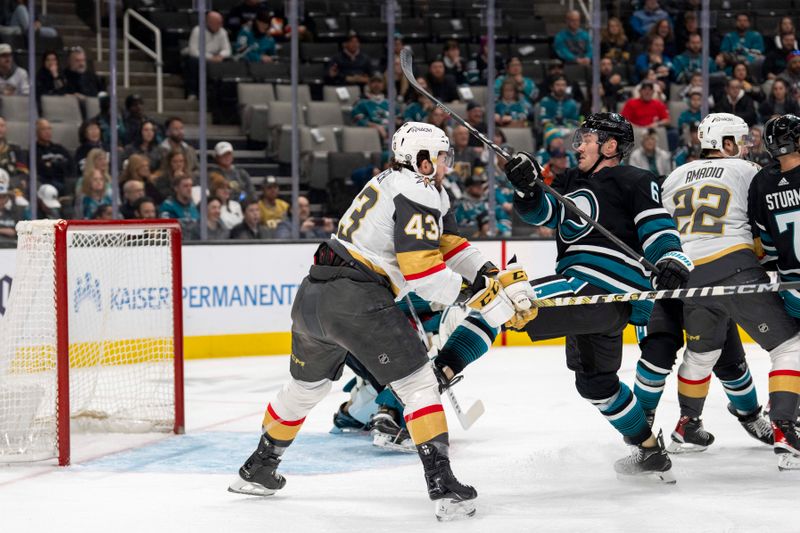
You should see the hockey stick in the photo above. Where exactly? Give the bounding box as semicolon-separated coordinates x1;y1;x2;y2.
399;48;660;274
532;279;800;308
404;296;485;430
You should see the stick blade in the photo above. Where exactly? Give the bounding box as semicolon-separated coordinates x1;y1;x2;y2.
457;400;485;430
399;47;415;80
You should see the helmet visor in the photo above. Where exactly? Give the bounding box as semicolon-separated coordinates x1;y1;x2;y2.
434;147;455;168
571;128;607;151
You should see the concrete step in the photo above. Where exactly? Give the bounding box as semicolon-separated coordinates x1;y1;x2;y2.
118;85;185;99
84;48;152;62
97;71;184;87
96;59;155;72
45;14;86;26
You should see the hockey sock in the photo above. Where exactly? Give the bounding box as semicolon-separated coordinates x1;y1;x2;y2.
717;368;759;416
634;358;672;413
434;314;498;376
590;383;651;445
262;378;331;446
767;334;800;422
677;348;718;418
391;365;449;446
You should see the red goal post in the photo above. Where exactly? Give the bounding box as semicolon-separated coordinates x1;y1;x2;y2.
0;220;184;466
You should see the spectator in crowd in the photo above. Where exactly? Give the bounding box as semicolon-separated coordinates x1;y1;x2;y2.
673;121;702;167
258;175;289;227
35;118;71;194
536;129;577;167
153;150;190;205
91;204;113;220
540;148;569;187
631;0;672;38
768;16;796;52
495;79;532;128
159;117;198;175
210;173;243;229
275;195;334;239
451;125;481;178
720;12;765;63
678;87;703;133
75;147;109;201
186;11;231;100
466;35;505;85
714;50;738;76
225;0;267;37
120;153;161;201
544;59;586;111
387;54;409;99
554;10;592;66
63;46;104;98
35;184;62;219
123;119;162;170
494;57;538;105
645;19;677;58
426;59;459;103
672;33;716;83
732;61;764;103
601;16;631;64
80;167;112;219
209;141;254;199
779;50;800;99
759;78;800;120
764;33;798;80
159;175;199;234
120;179;145;219
0;116;27;191
203;196;230;240
5;0;57;37
747;125;772;168
425;106;452;137
679;71;714;107
442;40;467;85
133;196;157;219
714;77;758;126
93;92;128;148
0;43;28;95
454;173;487;230
539;75;581;129
403;77;434;122
465;101;487;148
74;119;103;174
122;94;157;145
235;9;276;63
324;31;373;86
629;129;673;178
621;80;670;129
599;57;625;112
351;74;392;143
231;199;274;239
36;50;66;98
635;35;673;83
0;169;19;241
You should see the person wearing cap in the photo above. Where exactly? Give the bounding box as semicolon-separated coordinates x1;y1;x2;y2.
325;31;374;86
454;173;489;233
677;87;703;133
185;11;232;100
123;94;159;145
720;12;765;63
35;183;62;219
210;141;254;198
351;74;393;143
672;33;717;84
0;43;28;96
554;10;592;66
778;50;800;98
92;91;129;148
620;80;670;129
543;59;586;110
535;129;577;168
63;46;104;98
0;168;20;241
763;33;798;80
225;0;267;37
235;9;276;63
258;176;289;227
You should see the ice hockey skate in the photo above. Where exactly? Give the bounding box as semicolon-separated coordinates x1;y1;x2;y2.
728;404;773;445
418;442;477;521
615;430;676;484
330;402;368;434
228;435;286;496
667;416;715;454
368;408;415;453
773;420;800;471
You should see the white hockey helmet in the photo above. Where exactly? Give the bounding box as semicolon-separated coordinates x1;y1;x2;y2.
391;121;454;176
697;113;752;156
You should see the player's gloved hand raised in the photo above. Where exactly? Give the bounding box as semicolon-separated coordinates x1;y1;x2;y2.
652;251;694;290
505;152;543;198
498;255;536;311
464;275;516;328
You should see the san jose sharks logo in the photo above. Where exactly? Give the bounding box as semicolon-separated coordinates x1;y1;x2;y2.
558;189;599;243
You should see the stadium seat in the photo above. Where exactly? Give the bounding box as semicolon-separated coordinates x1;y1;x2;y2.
328;151;369;181
0;95;28;122
322;85;361;106
5;120;29;150
349;17;387;41
41;95;82;125
500;127;536;154
306;101;346;127
275;83;312;105
238;83;276;134
508;18;548;42
632;126;669;152
465;85;487;105
305;125;341;189
207;61;249;81
509;42;552;62
447;101;468;120
430;18;470;42
248;62;290;83
311;16;349;41
341;126;382;155
397;19;430;42
300;42;340;64
668;101;689;128
85;97;100;121
50;122;80;153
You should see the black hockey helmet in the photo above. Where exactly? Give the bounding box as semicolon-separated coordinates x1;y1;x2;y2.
571;112;635;159
764;114;800;159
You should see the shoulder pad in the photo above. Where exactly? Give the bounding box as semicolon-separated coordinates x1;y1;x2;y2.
391;169;441;207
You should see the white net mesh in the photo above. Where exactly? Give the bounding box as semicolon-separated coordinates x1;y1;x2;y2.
0;221;178;463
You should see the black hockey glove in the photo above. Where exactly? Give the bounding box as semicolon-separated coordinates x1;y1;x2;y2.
505;152;543;198
652;252;694;291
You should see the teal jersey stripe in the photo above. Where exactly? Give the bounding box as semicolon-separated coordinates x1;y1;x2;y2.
557;253;651;288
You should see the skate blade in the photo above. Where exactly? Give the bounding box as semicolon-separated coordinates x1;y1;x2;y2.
434;498;477;522
371;432;416;454
666;440;708;454
227;476;278;496
615;469;677;485
329;426;367;435
777;452;800;471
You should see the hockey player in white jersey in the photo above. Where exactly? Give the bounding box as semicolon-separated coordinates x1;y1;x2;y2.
228;122;537;521
660;113;800;469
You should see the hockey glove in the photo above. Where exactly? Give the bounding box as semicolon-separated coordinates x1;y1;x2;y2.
465;275;516;329
652;251;694;291
505;307;539;331
497;256;536;311
506;152;543;198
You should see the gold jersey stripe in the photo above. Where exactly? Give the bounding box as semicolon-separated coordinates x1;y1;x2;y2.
678;379;711;399
769;374;800;395
693;243;754;266
397;248;445;278
406;410;448;444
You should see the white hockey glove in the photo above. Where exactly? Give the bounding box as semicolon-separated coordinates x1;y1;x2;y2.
465;275;516;329
497;257;536;311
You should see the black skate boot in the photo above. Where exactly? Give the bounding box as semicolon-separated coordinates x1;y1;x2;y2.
432;362;463;393
667;416;715;454
368;408;415;453
645;410;656;429
614;430;676;484
228;434;287;496
418;441;477;521
331;402;367;433
772;420;800;471
728;403;773;446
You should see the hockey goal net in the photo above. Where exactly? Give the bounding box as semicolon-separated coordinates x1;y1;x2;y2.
0;220;184;466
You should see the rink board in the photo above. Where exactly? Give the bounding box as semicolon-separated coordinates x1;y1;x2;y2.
0;240;757;358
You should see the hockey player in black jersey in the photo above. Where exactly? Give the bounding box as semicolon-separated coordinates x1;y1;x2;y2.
747;114;800;470
505;112;693;483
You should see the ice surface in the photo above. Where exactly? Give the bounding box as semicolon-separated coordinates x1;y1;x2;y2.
1;345;794;532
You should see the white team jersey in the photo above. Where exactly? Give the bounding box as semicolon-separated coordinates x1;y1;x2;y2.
661;157;761;265
332;167;484;305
